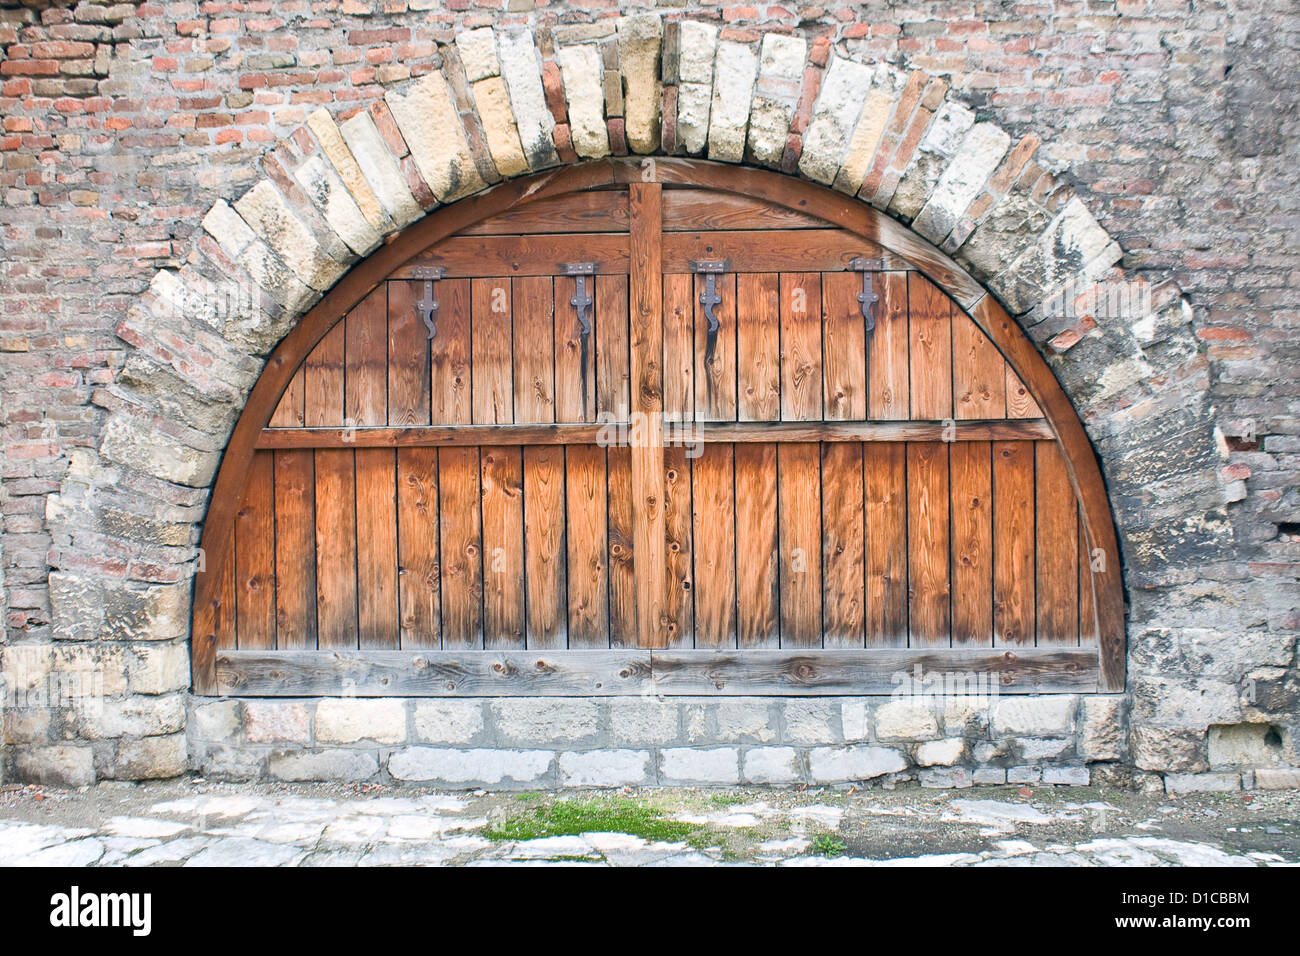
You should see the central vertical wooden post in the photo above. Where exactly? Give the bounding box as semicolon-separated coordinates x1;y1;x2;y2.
628;182;668;648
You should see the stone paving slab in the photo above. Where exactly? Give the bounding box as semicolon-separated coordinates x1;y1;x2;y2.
0;780;1295;867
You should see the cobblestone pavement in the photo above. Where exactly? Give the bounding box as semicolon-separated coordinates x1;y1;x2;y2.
0;780;1296;867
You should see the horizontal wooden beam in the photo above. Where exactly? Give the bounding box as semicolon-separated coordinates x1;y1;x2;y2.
256;419;1055;449
392;232;630;278
662;229;911;273
215;647;1099;696
648;648;1098;695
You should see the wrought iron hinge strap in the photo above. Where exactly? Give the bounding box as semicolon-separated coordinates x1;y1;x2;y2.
411;265;446;340
563;262;597;417
850;256;883;332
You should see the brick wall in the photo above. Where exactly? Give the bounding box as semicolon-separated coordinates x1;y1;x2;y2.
0;0;1296;789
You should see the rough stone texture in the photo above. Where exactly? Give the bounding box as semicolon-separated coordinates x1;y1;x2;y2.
875;699;940;740
337;110;422;228
386;72;485;202
315;699;406;745
491;699;600;745
617;14;662;154
496;30;558;170
1164;772;1243;794
1079;696;1127;762
555;43;610;159
389;747;551;786
559;749;650;787
746;33;805;167
706;40;758;162
14;745;95;788
470;77;529;179
916;738;965;767
1;9;1296;791
270;750;379;783
242;701;311;745
608;697;678;744
809;745;906;783
799;54;874;184
456;27;500;83
660;747;740;784
992;697;1077;737
413;700;484;745
742;746;801;784
912;123;1010;243
1255;768;1300;790
674;20;718;154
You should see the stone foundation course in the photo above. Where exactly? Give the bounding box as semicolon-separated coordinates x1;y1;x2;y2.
183;694;1140;790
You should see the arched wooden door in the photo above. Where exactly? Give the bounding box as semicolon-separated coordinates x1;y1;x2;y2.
193;162;1123;697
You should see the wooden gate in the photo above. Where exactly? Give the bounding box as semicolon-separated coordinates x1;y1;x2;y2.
193;162;1124;697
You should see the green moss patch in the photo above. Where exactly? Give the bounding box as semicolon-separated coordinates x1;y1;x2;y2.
484;797;699;843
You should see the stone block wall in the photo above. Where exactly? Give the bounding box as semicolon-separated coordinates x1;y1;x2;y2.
189;694;1133;791
0;1;1296;791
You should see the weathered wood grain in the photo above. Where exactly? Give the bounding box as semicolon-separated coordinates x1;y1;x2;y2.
216;646;1099;696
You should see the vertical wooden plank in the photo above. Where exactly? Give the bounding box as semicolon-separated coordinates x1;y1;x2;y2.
439;446;483;648
555;275;597;422
606;446;637;647
906;442;950;646
212;521;236;651
346;287;397;649
431;278;472;425
524;445;566;648
868;272;909;420
388;280;431;426
662;446;693;649
1005;366;1043;418
480;446;525;649
629;182;667;648
1035;440;1079;645
953;313;1007;420
472;277;513;425
269;365;305;428
234;450;276;649
993;440;1035;645
736;272;780;422
662;272;694;423
304;322;344;428
397;447;440;648
566;444;608;647
345;285;387;427
822;271;866;421
694;271;737;422
472;277;524;650
394;280;439;649
865;443;907;646
822;443;865;648
512;276;555;424
596;275;630;417
306;320;356;649
512;274;564;649
950;441;993;645
273;449;316;649
1079;505;1097;644
908;273;953;420
778;442;821;647
691;443;735;648
314;449;357;649
733;272;779;650
779;272;823;422
734;443;779;648
355;449;398;648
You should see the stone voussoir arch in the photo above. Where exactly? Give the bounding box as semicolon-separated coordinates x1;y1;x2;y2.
45;16;1223;711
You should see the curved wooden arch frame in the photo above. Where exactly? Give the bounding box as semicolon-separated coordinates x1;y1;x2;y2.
192;158;1125;694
